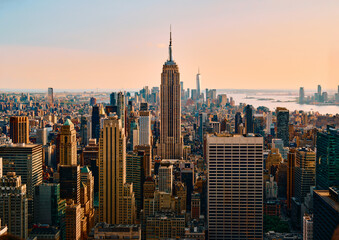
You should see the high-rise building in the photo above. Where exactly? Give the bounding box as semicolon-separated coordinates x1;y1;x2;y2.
80;115;91;146
299;87;305;104
180;162;194;209
244;105;254;134
139;111;151;146
316;126;339;190
10;116;29;144
234;112;242;134
196;69;201;96
295;148;316;203
126;151;144;219
65;200;82;240
207;134;263;240
80;166;95;231
59;119;77;165
59;165;80;204
48;87;54;105
303;214;313;240
99;116;136;224
276;107;289;146
287;149;296;210
158;163;173;194
0;172;28;239
313;187;339;240
191;192;201;220
317;84;322;97
34;183;66;238
117;92;125;128
89;97;96;106
82;139;99;193
160;30;183;159
134;145;152;178
0;143;43;222
91;105;101;141
110;92;117;107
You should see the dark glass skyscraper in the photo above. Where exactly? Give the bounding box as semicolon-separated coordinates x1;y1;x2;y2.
91;105;100;141
244;105;254;134
316;126;339;190
234;112;242;134
110;92;117;106
313;187;339;240
276;107;289;146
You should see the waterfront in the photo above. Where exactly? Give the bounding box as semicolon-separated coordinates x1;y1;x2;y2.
218;91;339;115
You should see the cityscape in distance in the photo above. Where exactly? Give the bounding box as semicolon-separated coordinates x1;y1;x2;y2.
0;1;338;240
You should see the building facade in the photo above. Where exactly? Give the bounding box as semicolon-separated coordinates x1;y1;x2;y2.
207;134;263;239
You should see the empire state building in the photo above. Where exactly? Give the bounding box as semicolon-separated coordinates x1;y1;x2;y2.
160;30;183;159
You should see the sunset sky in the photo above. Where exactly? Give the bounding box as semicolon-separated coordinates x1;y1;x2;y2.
0;0;338;90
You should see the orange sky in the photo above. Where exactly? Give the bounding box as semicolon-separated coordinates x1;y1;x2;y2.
0;1;338;90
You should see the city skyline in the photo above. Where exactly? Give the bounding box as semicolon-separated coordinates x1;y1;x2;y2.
1;1;339;90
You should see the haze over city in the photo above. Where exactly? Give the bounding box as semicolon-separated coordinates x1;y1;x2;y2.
1;0;339;90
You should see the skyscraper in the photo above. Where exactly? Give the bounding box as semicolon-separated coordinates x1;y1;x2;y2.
196;69;201;96
244;105;254;134
65;200;82;240
60;165;80;204
110;92;117;107
10;116;29;144
299;87;305;104
0;172;28;239
313;187;339;240
48;87;54;105
139;110;151;146
117;92;125;129
158;163;173;194
99;116;136;224
234;112;242;134
207;134;263;239
160;29;183;159
295;148;316;203
34;183;66;235
0;144;43;202
91;105;100;141
59;119;77;165
316;126;339;190
276;107;289;146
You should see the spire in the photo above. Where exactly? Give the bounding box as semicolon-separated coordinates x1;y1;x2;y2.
169;25;173;61
198;67;200;75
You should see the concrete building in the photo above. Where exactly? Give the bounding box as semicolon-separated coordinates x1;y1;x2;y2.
207;133;263;239
160;30;183;159
158;163;173;194
303;214;313;240
10;116;29;144
65;200;81;240
139;111;151;146
99;116;136;224
295;148;316;203
145;212;185;239
88;223;141;239
59;119;77;165
0;172;28;239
